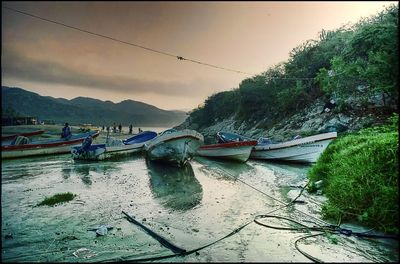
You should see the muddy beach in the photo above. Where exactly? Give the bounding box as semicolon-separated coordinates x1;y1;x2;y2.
1;141;398;262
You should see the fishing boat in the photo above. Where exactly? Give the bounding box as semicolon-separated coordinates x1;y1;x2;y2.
71;131;157;161
250;132;337;163
1;131;99;159
197;140;257;162
217;131;337;163
2;130;45;146
145;129;204;166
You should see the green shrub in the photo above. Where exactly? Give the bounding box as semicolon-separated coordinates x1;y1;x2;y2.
308;115;398;234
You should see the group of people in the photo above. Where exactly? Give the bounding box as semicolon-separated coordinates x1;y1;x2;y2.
101;123;141;135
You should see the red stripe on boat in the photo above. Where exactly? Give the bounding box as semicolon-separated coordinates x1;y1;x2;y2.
1;130;45;140
2;132;99;151
199;140;257;149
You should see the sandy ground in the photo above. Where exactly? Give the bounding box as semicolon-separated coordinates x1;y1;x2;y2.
1;125;398;262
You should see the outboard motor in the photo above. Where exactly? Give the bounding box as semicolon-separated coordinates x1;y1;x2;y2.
80;135;93;153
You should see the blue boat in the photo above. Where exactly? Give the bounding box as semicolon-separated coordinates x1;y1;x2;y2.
72;131;157;160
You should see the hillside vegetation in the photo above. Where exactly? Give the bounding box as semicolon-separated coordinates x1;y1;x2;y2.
180;5;399;234
187;5;398;130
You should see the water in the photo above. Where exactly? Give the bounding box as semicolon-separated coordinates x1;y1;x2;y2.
1;154;398;262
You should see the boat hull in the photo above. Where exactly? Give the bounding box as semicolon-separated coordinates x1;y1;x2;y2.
146;130;204;166
72;131;157;161
2;131;99;159
2;142;82;159
250;132;337;163
72;143;144;161
197;141;257;162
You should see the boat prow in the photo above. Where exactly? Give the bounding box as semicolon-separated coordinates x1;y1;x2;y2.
145;129;204;166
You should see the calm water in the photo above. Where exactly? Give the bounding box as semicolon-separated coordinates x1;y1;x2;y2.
1;154;398;262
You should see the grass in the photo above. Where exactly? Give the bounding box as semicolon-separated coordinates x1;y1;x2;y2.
307;114;398;234
37;192;76;206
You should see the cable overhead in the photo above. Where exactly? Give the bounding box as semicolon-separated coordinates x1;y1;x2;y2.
2;5;252;75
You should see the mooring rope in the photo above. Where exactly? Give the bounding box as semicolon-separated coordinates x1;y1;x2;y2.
105;158;397;263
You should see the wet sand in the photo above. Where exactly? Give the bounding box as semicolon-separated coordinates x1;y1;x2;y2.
1;147;398;262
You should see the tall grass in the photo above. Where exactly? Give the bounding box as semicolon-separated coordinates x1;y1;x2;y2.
308;114;398;234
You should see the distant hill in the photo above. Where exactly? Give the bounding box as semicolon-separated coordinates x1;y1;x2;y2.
1;86;187;126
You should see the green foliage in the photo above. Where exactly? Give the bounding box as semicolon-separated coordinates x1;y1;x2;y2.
317;4;398;105
188;4;398;130
308;115;399;234
37;192;76;206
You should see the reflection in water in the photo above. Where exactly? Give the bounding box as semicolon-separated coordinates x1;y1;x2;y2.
251;160;311;178
195;156;255;181
147;160;203;211
64;159;126;185
61;167;72;179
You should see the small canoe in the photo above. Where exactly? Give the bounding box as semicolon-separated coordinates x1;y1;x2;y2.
1;131;99;159
197;140;258;162
145;129;204;166
72;131;158;161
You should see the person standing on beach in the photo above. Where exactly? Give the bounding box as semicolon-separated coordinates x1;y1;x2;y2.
129;124;133;134
118;123;122;133
113;123;116;133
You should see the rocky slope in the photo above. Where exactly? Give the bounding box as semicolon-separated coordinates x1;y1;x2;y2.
176;97;391;144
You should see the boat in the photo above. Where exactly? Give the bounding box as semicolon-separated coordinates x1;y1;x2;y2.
2;130;45;146
217;131;337;163
250;132;337;163
1;131;100;159
71;131;158;161
196;140;257;162
145;129;204;166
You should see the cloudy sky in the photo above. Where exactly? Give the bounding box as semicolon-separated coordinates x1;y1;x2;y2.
1;1;396;110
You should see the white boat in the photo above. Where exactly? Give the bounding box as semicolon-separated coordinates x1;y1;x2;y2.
71;131;157;161
145;129;204;166
197;140;258;162
1;131;99;159
250;132;337;163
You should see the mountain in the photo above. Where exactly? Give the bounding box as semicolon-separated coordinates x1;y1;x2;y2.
1;86;187;126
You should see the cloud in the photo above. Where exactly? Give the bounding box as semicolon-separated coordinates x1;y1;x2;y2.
1;46;218;97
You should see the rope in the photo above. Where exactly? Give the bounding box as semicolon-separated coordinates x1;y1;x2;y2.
2;5;252;75
3;5;322;80
105;159;397;262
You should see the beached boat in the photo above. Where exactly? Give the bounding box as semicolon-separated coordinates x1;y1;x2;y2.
145;129;204;166
197;140;257;162
2;130;45;146
217;131;337;163
71;131;157;161
1;131;99;159
250;132;337;163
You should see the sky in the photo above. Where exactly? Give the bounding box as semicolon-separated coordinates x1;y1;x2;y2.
1;1;397;111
